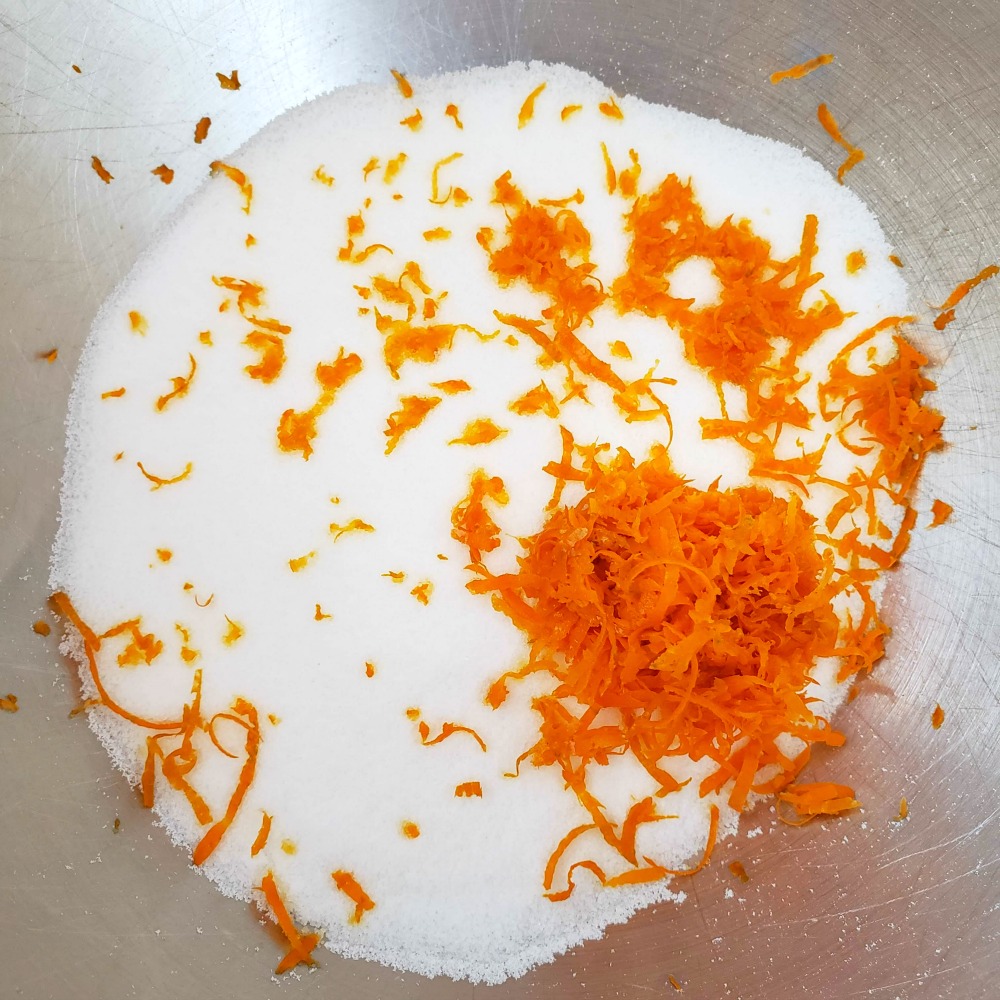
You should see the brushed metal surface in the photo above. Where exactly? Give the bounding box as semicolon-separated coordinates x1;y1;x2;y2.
1;1;997;997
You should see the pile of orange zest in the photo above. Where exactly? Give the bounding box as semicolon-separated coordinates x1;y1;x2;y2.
329;518;375;541
410;581;433;605
931;704;945;729
518;82;547;128
277;347;363;459
151;164;174;185
896;797;909;821
0;694;18;713
38;348;58;363
510;381;559;418
429;151;464;204
455;781;483;797
390;68;413;98
288;551;316;573
384;395;442;454
216;69;240;90
194;116;211;143
250;812;272;856
382;571;406;582
728;860;750;883
846;249;866;273
314;604;332;621
384;152;407;183
222;616;244;645
451;470;508;562
561;104;582;121
932;263;999;330
101;387;126;399
778;782;860;825
136;460;193;490
444;103;463;128
929;499;953;527
156;548;172;562
331;870;376;924
209;160;252;213
91;155;113;183
769;53;835;84
365;661;376;678
51;592;263;863
243;330;286;383
33;620;51;636
400;109;423;130
449;417;507;446
418;720;487;752
402;820;420;838
423;227;451;241
155;353;197;411
430;379;471;394
313;164;335;186
816;104;865;183
598;95;623;119
259;871;321;973
128;310;147;334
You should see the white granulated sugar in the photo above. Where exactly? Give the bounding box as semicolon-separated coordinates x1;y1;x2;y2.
52;62;910;983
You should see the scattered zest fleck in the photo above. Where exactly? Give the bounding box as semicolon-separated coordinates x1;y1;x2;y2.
156;548;173;563
846;249;866;273
33;620;51;636
444;103;463;128
151;164;174;185
770;53;835;84
401;820;420;838
598;95;623;119
518;82;546;128
423;227;451;241
449;418;506;446
669;975;683;992
194;116;211;143
931;704;945;729
259;871;320;974
418;720;487;752
314;604;332;621
91;156;113;183
561;104;582;121
390;69;413;99
288;551;316;573
455;781;483;798
410;581;433;606
38;348;58;364
136;460;193;490
365;661;376;678
929;499;953;527
250;812;272;857
817;103;865;183
400;109;423;130
209;160;253;214
728;860;750;883
129;311;147;335
0;694;18;713
896;797;909;822
385;395;442;454
331;870;375;924
778;783;860;825
155;353;197;411
313;164;335;186
329;518;375;541
222;616;245;646
933;264;999;331
216;69;240;90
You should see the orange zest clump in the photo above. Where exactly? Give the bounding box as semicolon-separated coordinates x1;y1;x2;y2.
418;720;487;752
259;872;321;974
209;160;252;213
329;518;375;541
136;460;193;490
778;782;860;825
932;263;998;330
770;53;835;84
816;103;865;183
331;870;376;924
151;164;174;184
444;103;463;129
216;69;240;90
99;617;163;668
250;812;272;856
518;82;547;128
449;417;507;446
455;781;483;797
91;155;113;183
931;704;945;729
598;95;623;119
384;395;442;454
155;353;197;411
0;694;19;713
101;387;126;399
451;470;508;562
194;116;211;143
846;250;866;273
889;254;904;268
276;348;363;459
410;581;433;605
390;68;413;99
929;499;953;527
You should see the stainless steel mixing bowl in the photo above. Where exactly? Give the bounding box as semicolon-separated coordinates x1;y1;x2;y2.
2;1;997;997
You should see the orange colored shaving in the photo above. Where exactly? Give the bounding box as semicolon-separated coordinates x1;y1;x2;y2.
728;860;750;883
429;151;464;204
816;103;865;183
778;782;860;825
216;69;240;90
314;604;332;621
243;331;285;383
382;571;406;582
451;470;508;562
561;104;582;120
209;160;252;213
510;381;559;418
449;417;507;447
194;116;211;143
155;353;196;411
598;95;623;119
98;617;164;669
410;581;433;605
609;340;631;360
770;53;835;84
600;142;616;195
430;379;471;394
33;620;51;636
445;103;463;128
250;812;272;857
329;518;375;541
402;820;420;838
259;871;321;974
932;263;998;330
0;693;18;712
518;82;546;128
889;254;904;268
156;548;172;562
846;250;866;273
136;460;192;490
423;227;451;241
199;331;212;346
455;781;483;797
38;348;58;363
929;499;953;527
896;797;909;821
331;870;375;924
91;155;113;184
365;661;376;678
277;348;363;459
151;164;174;185
418;720;487;752
400;109;423;130
288;551;316;573
390;69;413;98
312;164;335;187
669;975;683;992
128;311;146;335
931;704;945;729
222;616;244;646
384;395;442;454
101;387;126;399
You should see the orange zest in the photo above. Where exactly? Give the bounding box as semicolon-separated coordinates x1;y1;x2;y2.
331;869;375;924
518;82;546;128
194;116;211;143
216;69;240;90
136;460;192;490
444;103;463;129
932;263;998;330
560;104;582;121
384;395;442;454
329;518;375;541
598;95;623;119
410;581;433;605
449;417;507;447
151;164;174;184
418;720;487;753
390;69;413;99
155;353;197;411
846;249;866;273
33;620;51;636
451;470;508;562
101;387;126;399
259;871;321;974
777;782;860;825
929;499;953;527
402;820;420;838
816;103;865;183
128;311;147;335
209;160;252;213
91;155;113;184
931;704;945;729
0;694;18;713
510;381;559;418
288;551;316;573
455;781;483;797
430;379;471;394
243;331;286;382
770;53;834;84
250;811;272;856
